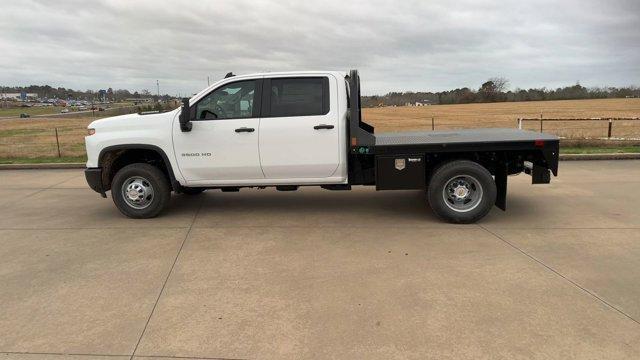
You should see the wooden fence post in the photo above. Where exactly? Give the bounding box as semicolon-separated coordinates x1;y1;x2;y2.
608;119;613;138
54;127;61;158
431;117;435;131
539;114;543;133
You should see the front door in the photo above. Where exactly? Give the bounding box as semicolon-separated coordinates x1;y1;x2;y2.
258;76;340;179
173;79;264;183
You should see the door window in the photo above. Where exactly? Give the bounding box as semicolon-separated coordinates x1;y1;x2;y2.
268;77;329;117
195;80;257;120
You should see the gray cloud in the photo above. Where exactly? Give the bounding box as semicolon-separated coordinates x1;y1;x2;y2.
1;0;638;95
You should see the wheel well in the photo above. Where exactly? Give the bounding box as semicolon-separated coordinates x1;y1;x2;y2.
100;148;172;191
425;151;528;179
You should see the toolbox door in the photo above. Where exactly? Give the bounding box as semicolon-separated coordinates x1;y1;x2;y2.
375;155;426;190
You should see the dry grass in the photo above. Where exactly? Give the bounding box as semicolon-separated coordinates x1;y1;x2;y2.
1;98;639;159
364;98;640;139
0;117;92;158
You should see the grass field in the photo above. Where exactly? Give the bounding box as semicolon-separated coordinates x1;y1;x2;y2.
0;98;639;161
363;98;640;139
561;146;640;154
0;156;86;164
0;117;92;158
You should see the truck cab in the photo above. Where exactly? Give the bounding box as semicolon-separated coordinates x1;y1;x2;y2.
173;71;350;186
85;70;559;223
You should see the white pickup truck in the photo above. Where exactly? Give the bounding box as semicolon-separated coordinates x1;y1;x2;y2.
84;70;559;223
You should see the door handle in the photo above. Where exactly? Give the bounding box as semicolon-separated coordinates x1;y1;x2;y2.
314;124;334;130
235;127;255;133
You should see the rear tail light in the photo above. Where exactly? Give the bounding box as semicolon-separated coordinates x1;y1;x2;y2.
87;128;96;136
534;139;545;148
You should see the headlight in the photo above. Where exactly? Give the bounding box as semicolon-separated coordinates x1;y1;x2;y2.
87;128;96;136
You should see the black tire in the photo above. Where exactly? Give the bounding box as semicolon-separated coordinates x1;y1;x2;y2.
111;163;171;219
427;160;496;224
181;187;206;195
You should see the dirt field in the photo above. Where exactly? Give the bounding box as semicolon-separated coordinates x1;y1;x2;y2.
364;98;640;138
1;98;639;159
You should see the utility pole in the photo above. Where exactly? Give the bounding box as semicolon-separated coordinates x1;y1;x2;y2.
156;80;160;98
1;86;6;109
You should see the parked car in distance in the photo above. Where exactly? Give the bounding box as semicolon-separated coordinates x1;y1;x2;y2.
20;113;30;118
60;108;69;113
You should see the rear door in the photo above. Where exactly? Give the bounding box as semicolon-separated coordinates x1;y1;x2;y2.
258;75;340;179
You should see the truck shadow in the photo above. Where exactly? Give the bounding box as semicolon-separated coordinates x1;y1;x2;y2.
175;188;441;225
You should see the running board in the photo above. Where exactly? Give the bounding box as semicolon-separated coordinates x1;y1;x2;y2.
321;184;352;191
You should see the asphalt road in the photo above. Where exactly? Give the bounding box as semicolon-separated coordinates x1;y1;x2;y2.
1;161;639;359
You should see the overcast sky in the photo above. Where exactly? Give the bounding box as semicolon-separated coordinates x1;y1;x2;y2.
1;0;638;95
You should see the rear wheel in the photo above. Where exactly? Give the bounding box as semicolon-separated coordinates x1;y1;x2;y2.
111;163;171;218
427;160;496;223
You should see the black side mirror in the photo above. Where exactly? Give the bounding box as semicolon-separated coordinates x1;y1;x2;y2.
179;98;192;132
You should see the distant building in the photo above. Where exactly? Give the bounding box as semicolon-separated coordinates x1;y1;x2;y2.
0;92;38;101
126;98;153;104
415;100;434;106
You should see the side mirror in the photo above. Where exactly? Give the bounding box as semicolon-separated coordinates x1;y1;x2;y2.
179;98;192;132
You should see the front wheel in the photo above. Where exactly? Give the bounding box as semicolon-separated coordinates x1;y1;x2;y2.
111;163;171;218
427;160;496;224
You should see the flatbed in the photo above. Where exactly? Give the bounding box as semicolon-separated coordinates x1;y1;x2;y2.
373;128;559;177
375;128;558;146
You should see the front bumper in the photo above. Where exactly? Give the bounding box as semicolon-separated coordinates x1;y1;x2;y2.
85;167;106;198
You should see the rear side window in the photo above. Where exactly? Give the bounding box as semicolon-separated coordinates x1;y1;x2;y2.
268;77;329;117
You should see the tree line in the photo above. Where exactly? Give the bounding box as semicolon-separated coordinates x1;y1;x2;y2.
5;79;639;106
362;78;640;107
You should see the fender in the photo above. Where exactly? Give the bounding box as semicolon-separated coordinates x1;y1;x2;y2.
98;144;181;191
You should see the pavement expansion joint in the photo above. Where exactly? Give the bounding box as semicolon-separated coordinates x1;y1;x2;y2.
129;198;204;360
478;224;640;327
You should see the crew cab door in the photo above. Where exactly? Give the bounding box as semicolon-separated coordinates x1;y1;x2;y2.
172;79;264;183
258;76;340;179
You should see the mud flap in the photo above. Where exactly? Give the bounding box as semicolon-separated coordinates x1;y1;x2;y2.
494;162;507;211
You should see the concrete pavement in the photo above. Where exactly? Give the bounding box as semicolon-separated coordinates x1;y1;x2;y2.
1;161;639;359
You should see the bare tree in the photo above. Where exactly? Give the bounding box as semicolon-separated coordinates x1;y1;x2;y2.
489;77;509;93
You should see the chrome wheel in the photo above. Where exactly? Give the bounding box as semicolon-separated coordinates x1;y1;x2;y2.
121;176;154;209
442;175;483;213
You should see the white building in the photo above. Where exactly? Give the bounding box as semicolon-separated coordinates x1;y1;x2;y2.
415;100;433;106
0;92;38;101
